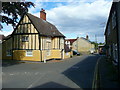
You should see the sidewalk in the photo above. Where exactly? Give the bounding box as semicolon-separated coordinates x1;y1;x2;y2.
93;56;120;89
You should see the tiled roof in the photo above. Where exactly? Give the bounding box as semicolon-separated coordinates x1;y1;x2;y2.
65;39;77;45
27;13;65;37
80;37;92;43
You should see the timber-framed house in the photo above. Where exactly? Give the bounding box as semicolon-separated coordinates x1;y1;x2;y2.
2;9;66;61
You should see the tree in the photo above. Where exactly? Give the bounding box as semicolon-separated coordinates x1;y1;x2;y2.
1;2;34;29
91;42;99;50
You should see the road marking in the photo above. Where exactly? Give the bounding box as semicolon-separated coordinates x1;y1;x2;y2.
92;56;101;89
71;66;79;69
27;73;45;88
9;74;14;76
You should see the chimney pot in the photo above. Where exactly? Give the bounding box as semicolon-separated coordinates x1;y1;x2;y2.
86;35;89;40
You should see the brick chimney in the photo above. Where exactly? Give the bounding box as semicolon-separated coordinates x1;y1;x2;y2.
40;8;46;20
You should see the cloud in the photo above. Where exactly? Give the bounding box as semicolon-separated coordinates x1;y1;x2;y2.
44;0;112;42
0;23;13;36
1;0;112;43
28;1;44;13
28;0;112;43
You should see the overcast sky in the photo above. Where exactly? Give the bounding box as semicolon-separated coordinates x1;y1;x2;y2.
0;0;113;43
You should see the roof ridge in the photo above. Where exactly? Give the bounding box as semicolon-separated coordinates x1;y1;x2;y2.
27;13;50;23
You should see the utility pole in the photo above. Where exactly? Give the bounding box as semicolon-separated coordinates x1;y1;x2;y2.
95;34;97;44
77;35;79;52
95;35;97;52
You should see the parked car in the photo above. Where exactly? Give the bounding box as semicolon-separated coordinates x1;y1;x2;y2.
99;48;106;55
90;48;95;54
73;50;80;56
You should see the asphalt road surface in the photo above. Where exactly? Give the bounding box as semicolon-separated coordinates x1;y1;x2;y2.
2;54;100;89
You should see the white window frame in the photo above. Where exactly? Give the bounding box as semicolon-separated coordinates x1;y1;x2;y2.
6;50;12;56
60;38;64;49
60;38;64;44
46;37;51;43
26;50;33;57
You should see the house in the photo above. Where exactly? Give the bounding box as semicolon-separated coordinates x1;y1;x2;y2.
2;9;66;62
64;44;71;58
104;1;120;67
72;36;95;54
65;39;77;50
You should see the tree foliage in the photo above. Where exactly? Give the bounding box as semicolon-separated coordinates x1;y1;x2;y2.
1;2;34;28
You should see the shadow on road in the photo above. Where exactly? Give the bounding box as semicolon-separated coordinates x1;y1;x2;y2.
2;60;24;67
28;81;75;89
62;54;99;90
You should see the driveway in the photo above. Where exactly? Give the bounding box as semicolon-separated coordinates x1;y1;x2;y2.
2;54;100;89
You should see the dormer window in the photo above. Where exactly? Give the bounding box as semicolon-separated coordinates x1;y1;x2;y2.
22;36;29;42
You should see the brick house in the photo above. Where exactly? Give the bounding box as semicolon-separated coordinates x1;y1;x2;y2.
104;2;120;67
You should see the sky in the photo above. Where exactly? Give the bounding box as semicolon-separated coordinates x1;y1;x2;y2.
0;0;113;43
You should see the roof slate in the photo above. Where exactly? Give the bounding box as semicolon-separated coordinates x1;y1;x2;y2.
80;37;92;43
65;39;77;45
26;13;65;37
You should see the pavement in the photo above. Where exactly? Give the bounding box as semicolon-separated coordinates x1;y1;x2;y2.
2;54;99;89
92;55;120;89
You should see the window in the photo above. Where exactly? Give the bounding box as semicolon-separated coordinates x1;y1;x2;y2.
112;11;116;29
107;23;110;36
26;50;33;56
0;40;2;43
60;38;64;44
47;50;51;56
6;50;12;56
22;36;29;42
60;38;64;49
46;37;51;43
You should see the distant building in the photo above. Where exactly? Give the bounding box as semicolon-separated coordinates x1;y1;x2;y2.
66;36;95;54
72;36;95;54
65;39;77;50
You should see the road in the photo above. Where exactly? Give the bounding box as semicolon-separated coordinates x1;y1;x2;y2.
2;54;100;89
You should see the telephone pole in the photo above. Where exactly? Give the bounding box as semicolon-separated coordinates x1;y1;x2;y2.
95;35;97;52
95;34;97;44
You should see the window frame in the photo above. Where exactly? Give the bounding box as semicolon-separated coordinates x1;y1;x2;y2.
6;50;12;56
26;50;33;57
22;36;29;42
47;50;51;56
